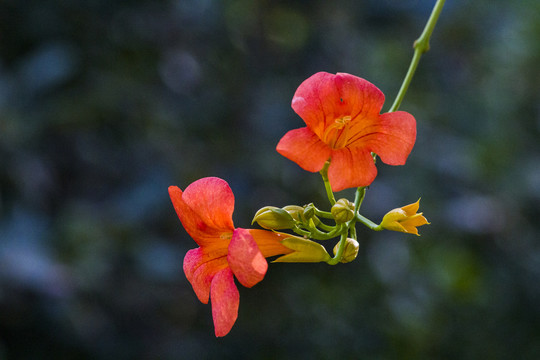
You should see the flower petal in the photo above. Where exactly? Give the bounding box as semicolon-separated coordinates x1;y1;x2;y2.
211;268;240;337
402;214;429;235
276;127;331;172
401;199;421;216
183;247;203;285
247;229;294;258
292;72;385;138
364;111;416;166
187;252;228;304
328;147;377;191
181;177;235;231
228;228;267;288
169;185;201;238
291;72;336;136
169;179;235;246
333;72;385;125
385;221;408;233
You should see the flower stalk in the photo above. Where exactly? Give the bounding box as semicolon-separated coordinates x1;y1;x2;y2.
389;0;446;113
320;160;336;205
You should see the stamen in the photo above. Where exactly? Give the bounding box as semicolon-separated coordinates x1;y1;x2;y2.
336;115;352;126
322;116;352;148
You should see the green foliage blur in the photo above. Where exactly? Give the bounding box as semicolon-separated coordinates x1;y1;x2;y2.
1;0;539;358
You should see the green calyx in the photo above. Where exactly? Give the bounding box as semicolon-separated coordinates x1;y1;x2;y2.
252;206;296;230
274;236;331;263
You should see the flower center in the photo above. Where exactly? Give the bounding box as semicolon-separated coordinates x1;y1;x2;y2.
335;115;351;128
322;115;352;149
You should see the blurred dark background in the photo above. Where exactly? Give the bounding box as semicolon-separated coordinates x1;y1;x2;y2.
1;0;539;359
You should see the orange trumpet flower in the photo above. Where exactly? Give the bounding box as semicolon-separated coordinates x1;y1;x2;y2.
169;177;292;337
277;72;417;192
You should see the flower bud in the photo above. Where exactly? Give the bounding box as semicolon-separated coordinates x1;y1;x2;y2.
252;206;295;230
303;203;315;220
282;205;305;222
380;199;429;236
333;238;359;263
273;236;331;263
331;198;355;224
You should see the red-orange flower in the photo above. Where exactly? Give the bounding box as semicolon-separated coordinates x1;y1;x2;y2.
277;72;417;192
169;177;292;337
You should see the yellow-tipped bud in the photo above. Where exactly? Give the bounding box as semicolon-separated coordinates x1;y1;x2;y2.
331;198;355;224
379;199;429;236
252;206;296;230
273;236;331;263
333;238;359;263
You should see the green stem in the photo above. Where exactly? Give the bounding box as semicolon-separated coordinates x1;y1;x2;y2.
316;221;336;232
326;187;367;263
306;221;334;240
354;187;367;213
327;232;348;265
319;160;336;206
313;208;334;219
308;222;345;241
355;213;381;231
388;0;446;113
349;222;357;241
291;225;312;237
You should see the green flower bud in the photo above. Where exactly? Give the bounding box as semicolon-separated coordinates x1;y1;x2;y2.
331;198;355;224
282;205;305;222
303;203;315;220
333;238;359;263
273;236;331;263
252;206;295;230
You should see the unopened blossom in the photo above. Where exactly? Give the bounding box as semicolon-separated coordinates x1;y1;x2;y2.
379;199;429;235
